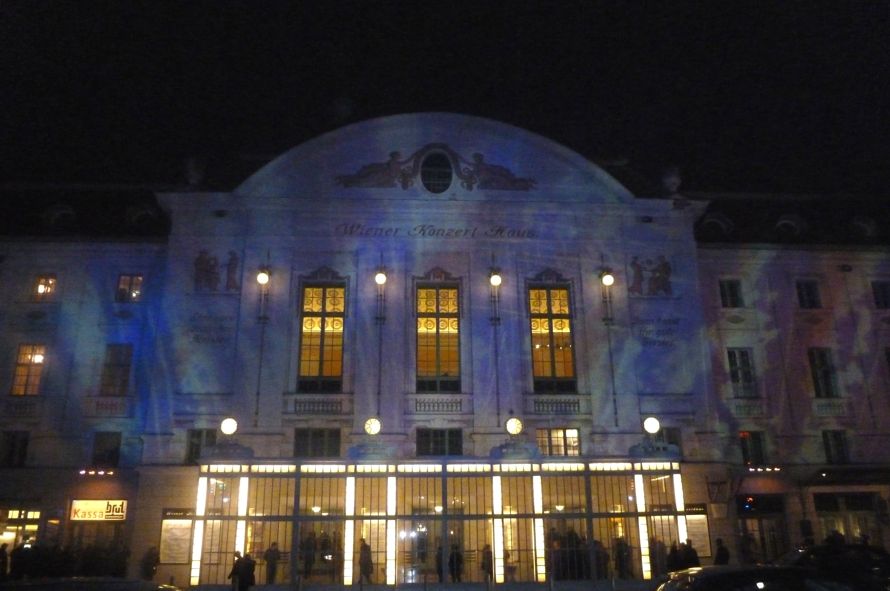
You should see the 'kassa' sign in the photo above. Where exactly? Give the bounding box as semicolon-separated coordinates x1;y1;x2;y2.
70;500;127;521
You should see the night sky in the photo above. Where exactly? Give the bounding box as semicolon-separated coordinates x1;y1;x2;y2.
2;2;888;195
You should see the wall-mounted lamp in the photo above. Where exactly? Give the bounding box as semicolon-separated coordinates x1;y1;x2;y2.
489;268;502;324
374;267;387;324
220;417;239;436
505;416;523;436
374;266;387;415
642;416;661;435
599;267;615;323
256;266;271;322
600;262;619;427
364;416;382;436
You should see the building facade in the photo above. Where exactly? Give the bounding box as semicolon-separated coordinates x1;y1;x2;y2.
0;113;888;586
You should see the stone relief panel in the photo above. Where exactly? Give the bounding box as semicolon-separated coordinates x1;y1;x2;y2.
335;143;536;191
627;255;674;297
193;250;240;293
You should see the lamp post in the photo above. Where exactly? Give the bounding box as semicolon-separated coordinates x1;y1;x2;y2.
490;268;503;423
374;268;387;416
600;266;618;427
254;266;271;426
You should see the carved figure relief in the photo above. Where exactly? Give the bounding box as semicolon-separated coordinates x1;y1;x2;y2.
628;256;673;297
194;250;241;293
335;143;535;191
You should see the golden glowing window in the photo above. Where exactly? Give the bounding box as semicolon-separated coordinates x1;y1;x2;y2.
12;345;45;396
528;287;576;392
298;285;345;392
33;275;56;300
416;285;460;392
116;274;143;303
536;428;580;456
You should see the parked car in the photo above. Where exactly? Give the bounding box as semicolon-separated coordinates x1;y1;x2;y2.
654;565;879;591
773;543;890;590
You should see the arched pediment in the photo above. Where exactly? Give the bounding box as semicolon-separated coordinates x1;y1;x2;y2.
236;113;635;204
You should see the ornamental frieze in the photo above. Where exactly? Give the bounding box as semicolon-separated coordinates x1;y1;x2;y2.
335;143;536;191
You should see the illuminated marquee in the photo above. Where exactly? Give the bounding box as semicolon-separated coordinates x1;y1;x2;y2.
70;500;128;521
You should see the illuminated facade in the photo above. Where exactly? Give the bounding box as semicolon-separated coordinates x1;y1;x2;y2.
0;113;888;586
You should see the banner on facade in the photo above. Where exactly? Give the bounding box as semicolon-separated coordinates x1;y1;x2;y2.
70;500;128;521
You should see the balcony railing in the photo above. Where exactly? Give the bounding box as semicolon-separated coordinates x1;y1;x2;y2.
813;398;848;417
82;396;133;418
282;394;353;416
524;395;588;415
405;394;470;415
3;396;44;418
731;398;765;417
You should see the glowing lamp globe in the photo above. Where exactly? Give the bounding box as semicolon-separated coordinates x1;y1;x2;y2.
601;272;615;287
489;273;502;287
374;272;387;285
505;417;523;436
364;416;382;435
643;417;661;435
220;417;238;435
256;269;270;285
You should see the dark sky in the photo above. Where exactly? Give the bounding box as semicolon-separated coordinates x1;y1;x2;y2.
2;1;889;195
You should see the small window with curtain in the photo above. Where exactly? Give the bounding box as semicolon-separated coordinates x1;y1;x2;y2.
416;428;462;456
796;280;822;309
873;281;890;309
536;428;580;456
12;344;46;396
186;429;217;465
1;431;29;468
92;431;122;467
739;431;766;466
298;283;345;392
116;274;143;303
808;347;838;398
32;275;57;301
823;430;849;465
727;348;758;398
529;282;576;393
99;344;133;396
416;283;460;392
294;428;341;457
719;279;744;308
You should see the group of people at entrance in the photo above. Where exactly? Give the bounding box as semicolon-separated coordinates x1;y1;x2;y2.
227;543;284;591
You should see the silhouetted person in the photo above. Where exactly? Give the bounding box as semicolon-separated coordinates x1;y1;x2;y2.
140;546;159;580
682;539;700;568
228;551;242;591
0;543;8;581
359;538;373;584
237;553;255;591
435;545;444;582
481;544;493;582
713;538;730;565
448;544;463;582
263;542;281;583
302;531;317;579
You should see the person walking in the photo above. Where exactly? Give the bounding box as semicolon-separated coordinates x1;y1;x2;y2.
302;531;317;580
0;543;8;582
435;545;444;582
713;538;730;565
227;551;242;591
448;544;463;582
237;553;256;591
481;544;493;583
359;538;374;584
682;539;701;568
263;542;281;583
